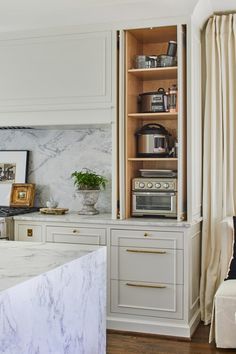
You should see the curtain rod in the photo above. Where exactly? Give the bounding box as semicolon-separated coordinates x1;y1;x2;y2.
209;10;236;17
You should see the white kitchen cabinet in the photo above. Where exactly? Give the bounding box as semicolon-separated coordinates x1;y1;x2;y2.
14;219;106;245
109;19;202;335
46;225;106;245
110;233;184;319
14;214;201;337
14;222;43;242
110;228;184;248
0;30;116;126
110;227;184;319
110;246;183;284
111;280;183;319
107;223;201;338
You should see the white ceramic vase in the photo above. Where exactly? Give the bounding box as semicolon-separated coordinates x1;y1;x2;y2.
77;190;100;215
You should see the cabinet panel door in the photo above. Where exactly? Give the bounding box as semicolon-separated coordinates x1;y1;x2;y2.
111;246;183;284
0;31;113;125
16;224;42;242
46;225;106;245
187;25;202;221
111;280;183;319
111;228;184;249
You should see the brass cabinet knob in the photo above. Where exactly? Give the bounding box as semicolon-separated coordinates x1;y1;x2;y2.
144;232;148;237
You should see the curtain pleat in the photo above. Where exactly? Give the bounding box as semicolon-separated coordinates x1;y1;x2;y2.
200;14;236;324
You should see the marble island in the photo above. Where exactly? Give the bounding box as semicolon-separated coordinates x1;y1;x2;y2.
0;241;106;354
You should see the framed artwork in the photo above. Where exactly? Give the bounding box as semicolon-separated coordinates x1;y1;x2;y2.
0;151;29;206
10;183;35;207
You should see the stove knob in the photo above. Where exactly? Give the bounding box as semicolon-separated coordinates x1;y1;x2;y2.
163;183;169;189
147;182;153;188
139;182;145;188
155;183;161;189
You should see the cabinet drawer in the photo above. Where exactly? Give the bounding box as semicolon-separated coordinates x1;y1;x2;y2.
16;224;42;242
111;280;183;319
111;229;183;249
111;246;183;284
46;226;106;245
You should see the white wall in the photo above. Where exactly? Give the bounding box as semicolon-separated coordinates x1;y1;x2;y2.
0;0;198;32
0;0;235;33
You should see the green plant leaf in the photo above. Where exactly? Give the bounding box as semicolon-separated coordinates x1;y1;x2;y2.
71;168;108;190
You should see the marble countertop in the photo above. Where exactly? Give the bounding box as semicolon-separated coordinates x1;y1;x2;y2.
13;212;200;228
0;241;102;292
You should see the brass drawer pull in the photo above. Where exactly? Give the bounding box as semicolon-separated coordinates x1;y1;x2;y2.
27;229;33;237
126;249;166;254
144;232;148;237
126;282;166;289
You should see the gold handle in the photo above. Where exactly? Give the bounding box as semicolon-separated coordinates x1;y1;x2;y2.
126;282;166;289
126;249;166;254
27;229;33;237
144;232;148;237
72;229;79;234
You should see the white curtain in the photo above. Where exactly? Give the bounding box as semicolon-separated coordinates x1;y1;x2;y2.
200;14;236;325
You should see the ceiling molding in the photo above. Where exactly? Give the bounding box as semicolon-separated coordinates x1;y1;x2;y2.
0;0;234;32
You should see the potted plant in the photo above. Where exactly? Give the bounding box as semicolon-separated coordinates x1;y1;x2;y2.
71;169;108;215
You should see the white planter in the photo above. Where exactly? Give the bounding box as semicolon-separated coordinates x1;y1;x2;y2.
77;190;100;215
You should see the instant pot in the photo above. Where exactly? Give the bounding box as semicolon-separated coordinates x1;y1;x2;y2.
135;123;173;157
139;88;168;113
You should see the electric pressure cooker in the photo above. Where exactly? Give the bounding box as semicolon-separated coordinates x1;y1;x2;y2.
139;88;168;113
135;123;172;157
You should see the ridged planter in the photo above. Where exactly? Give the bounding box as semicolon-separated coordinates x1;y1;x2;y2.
77;190;100;215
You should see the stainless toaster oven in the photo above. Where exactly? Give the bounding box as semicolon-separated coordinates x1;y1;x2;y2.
132;178;177;218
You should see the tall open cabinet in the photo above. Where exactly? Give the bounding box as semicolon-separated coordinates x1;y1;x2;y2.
111;23;202;337
119;25;187;221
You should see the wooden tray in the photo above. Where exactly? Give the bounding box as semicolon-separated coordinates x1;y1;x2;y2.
39;208;69;215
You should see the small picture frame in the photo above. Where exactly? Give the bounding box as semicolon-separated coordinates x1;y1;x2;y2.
10;183;35;207
0;150;29;206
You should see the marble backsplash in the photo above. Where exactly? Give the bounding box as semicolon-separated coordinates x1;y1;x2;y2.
0;126;112;213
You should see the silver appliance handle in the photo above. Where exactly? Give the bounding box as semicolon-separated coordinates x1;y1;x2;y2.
133;191;176;196
172;194;177;214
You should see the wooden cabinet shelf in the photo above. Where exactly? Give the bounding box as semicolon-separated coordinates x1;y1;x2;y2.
128;67;177;80
128;158;178;162
128;112;177;120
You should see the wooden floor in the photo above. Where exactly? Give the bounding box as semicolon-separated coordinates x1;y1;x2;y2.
107;323;236;354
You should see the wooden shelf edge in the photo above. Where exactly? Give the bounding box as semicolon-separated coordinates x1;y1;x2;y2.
128;67;178;73
128;158;178;161
127;66;178;80
128;113;177;120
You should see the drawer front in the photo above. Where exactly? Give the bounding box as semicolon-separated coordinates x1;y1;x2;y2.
111;280;183;319
46;226;106;245
111;246;183;284
17;224;42;242
111;229;183;249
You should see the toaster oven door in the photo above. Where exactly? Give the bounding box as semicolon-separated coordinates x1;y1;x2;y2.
132;191;177;217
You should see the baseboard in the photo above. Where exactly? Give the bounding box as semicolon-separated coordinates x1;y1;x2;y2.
189;309;201;337
107;316;194;338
